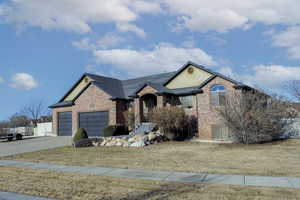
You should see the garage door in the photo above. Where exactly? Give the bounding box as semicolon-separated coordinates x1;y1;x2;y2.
79;111;109;137
58;112;72;136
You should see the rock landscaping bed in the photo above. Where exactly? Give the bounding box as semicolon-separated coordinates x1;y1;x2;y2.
73;130;165;148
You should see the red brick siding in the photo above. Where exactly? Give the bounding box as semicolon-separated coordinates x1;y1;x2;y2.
196;77;237;140
134;85;159;123
116;100;128;125
52;76;240;141
52;84;116;136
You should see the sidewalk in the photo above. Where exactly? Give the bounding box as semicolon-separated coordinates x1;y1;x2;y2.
0;160;299;189
0;191;56;200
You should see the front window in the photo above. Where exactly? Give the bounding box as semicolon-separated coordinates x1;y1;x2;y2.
210;85;226;106
179;95;195;109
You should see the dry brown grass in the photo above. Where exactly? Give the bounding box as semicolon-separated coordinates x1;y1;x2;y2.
3;139;300;177
0;166;299;200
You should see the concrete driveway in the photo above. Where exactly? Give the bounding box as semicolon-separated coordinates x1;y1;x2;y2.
0;136;71;157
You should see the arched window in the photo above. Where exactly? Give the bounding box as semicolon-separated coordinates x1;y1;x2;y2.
210;85;226;106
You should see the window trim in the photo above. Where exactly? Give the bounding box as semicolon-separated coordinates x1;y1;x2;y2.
210;85;226;107
179;95;195;109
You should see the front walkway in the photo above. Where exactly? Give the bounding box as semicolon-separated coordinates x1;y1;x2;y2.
0;160;299;189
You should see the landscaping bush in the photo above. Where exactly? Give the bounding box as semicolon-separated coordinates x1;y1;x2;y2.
148;106;195;141
217;91;298;144
73;138;93;148
73;128;88;143
103;124;129;137
123;109;135;131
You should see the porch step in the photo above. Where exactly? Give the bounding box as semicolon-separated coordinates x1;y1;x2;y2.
132;122;156;136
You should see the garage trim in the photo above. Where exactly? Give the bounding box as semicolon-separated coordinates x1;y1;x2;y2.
77;110;110;137
57;111;72;136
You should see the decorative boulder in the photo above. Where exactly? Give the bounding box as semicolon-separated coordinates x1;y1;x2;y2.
123;141;130;147
105;141;115;146
91;138;103;147
130;140;145;147
147;133;157;141
115;141;123;146
128;137;136;144
100;140;107;146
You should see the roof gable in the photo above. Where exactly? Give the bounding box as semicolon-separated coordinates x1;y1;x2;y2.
63;75;92;102
121;72;175;98
164;61;243;89
52;73;125;106
165;64;213;89
134;82;173;96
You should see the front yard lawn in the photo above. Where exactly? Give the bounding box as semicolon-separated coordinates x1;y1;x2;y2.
0;166;299;200
3;139;300;177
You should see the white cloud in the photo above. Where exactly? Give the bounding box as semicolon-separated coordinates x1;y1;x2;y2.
272;26;300;59
72;38;95;50
116;23;146;38
93;43;217;76
0;77;4;84
2;0;300;35
0;0;161;33
206;35;227;46
73;33;125;50
246;65;300;89
3;0;300;53
162;0;300;32
97;33;125;49
181;39;196;48
10;73;38;90
219;65;300;91
130;1;162;14
218;67;234;78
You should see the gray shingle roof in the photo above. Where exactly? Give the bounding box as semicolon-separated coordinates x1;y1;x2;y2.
85;73;126;99
49;61;251;108
121;72;176;98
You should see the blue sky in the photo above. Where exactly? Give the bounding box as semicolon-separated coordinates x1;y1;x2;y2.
1;0;300;120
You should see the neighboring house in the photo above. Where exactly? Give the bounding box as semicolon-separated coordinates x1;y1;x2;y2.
49;61;251;140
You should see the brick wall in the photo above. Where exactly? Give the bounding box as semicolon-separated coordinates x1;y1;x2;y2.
52;76;240;140
116;100;129;124
134;85;159;123
196;77;237;140
52;84;116;136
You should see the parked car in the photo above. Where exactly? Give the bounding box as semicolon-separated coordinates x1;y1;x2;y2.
0;128;23;141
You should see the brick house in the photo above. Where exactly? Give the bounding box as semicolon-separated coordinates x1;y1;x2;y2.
50;61;251;140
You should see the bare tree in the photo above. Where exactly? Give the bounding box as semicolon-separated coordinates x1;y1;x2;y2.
123;109;135;131
21;100;45;126
288;80;300;102
9;113;30;127
0;121;9;136
217;90;297;144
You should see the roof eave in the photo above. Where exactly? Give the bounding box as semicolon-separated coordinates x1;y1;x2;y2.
156;89;203;96
233;85;253;90
48;101;74;109
110;97;133;101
